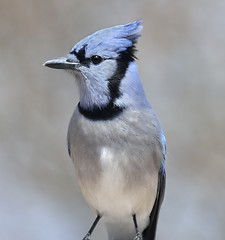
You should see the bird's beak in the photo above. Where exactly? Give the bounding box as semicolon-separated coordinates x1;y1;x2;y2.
43;57;78;70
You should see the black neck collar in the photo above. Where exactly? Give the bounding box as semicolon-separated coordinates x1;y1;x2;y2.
78;102;124;121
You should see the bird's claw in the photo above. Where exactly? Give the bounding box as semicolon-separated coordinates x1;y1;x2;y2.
82;233;91;240
134;233;142;240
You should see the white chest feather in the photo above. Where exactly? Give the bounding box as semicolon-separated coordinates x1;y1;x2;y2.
68;107;163;233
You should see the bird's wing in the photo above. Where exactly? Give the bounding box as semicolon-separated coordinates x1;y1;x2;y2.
142;164;166;240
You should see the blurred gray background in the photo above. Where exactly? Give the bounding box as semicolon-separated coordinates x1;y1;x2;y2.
0;0;225;239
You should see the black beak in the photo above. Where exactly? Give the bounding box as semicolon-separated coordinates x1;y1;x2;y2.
43;57;78;70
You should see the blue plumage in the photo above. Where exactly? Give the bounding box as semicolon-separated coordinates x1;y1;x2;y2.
71;21;143;59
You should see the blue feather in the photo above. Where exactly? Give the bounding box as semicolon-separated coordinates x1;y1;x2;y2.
71;21;143;59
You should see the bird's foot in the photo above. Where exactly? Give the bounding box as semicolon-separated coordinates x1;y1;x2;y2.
134;232;142;240
82;215;101;240
82;233;91;240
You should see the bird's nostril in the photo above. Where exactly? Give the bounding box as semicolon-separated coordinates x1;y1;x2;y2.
66;58;73;63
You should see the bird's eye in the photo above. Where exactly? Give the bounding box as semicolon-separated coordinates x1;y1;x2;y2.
90;55;103;65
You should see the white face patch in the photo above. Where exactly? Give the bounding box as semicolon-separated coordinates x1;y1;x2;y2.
77;59;117;109
82;59;117;82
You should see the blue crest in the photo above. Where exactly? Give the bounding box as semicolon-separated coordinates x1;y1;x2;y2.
71;21;143;59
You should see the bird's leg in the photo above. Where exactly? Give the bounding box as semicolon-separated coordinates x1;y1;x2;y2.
82;215;101;240
132;214;142;240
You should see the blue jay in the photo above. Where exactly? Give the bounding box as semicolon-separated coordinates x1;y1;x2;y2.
44;21;166;240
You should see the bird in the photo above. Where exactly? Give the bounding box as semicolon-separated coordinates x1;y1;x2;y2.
44;20;166;240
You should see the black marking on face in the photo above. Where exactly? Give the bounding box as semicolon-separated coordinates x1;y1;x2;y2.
107;46;135;103
71;44;91;68
76;45;86;62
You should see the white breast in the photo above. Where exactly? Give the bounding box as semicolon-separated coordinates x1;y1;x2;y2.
68;107;163;236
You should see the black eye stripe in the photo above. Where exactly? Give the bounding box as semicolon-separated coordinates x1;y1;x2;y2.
70;45;114;67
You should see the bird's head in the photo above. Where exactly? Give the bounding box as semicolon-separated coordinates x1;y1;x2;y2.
44;21;146;118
